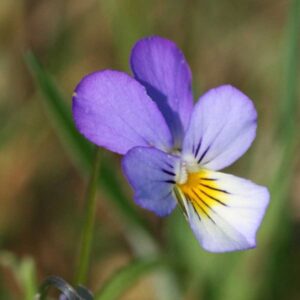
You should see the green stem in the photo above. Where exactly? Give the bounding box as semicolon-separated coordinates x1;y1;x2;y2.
278;0;300;140
75;148;101;285
266;0;300;232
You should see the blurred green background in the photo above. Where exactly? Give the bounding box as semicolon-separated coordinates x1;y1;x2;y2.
0;0;299;299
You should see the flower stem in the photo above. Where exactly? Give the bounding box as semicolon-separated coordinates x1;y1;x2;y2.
75;148;101;285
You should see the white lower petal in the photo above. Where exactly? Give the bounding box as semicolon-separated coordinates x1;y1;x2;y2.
176;169;269;253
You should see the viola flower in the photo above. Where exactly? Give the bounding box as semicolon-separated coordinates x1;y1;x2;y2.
72;36;269;253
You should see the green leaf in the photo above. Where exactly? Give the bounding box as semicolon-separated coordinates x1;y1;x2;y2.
24;51;93;170
0;252;38;300
95;258;167;300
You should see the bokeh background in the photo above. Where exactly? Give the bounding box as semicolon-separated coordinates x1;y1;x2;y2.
0;0;299;299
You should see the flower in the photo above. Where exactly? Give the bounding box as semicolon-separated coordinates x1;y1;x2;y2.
72;36;270;253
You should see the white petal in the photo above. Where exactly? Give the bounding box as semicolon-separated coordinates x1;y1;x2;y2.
176;170;269;253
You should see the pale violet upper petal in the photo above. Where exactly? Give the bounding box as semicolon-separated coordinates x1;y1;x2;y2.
182;85;257;170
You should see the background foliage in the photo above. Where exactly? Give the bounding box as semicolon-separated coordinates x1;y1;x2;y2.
0;0;299;299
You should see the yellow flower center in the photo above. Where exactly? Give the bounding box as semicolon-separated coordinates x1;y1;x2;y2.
176;169;228;219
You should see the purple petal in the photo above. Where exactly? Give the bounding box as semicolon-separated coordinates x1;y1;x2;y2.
122;146;180;216
181;170;269;252
130;36;194;147
73;70;172;155
182;85;257;170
